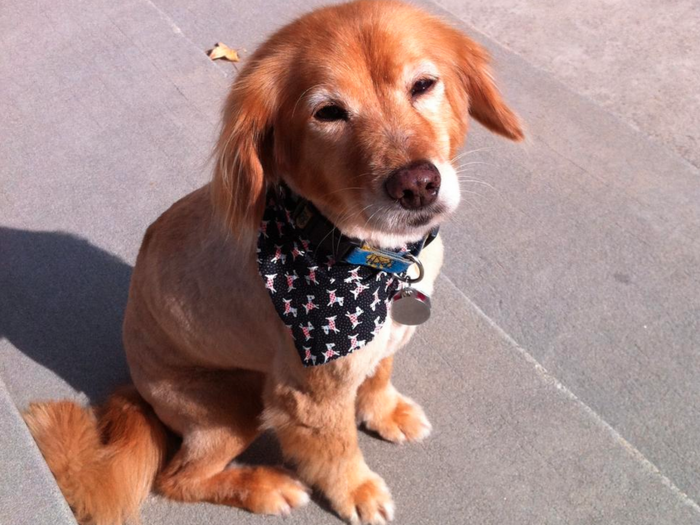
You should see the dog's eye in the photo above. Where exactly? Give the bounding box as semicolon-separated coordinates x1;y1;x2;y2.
314;105;349;122
411;78;436;97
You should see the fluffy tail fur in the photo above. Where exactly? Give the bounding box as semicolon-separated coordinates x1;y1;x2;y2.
23;386;168;525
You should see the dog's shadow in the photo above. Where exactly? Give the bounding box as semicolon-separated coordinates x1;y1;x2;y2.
0;228;287;462
0;227;132;401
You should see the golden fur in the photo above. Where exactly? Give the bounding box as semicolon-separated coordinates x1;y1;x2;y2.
24;387;167;525
24;1;523;524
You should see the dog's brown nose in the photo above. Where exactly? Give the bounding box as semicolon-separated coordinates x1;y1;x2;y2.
385;161;441;210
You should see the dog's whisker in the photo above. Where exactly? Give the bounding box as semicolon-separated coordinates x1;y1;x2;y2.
453;161;495;172
343;203;377;229
362;204;387;231
319;187;365;198
456;178;497;191
349;170;375;181
450;146;493;163
459;189;485;197
316;203;374;250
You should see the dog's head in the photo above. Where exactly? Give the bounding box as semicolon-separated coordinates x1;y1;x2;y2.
212;0;523;247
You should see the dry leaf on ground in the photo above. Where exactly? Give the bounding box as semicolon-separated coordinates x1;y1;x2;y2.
207;42;241;62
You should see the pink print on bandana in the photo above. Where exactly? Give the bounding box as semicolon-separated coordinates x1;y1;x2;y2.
257;186;409;366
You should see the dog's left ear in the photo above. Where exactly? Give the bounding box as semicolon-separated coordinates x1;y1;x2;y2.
450;31;524;141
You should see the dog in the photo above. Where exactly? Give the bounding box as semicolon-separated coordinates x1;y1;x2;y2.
23;1;523;524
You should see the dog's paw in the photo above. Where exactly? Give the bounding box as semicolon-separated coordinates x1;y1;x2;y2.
360;393;432;444
241;467;311;516
334;473;394;525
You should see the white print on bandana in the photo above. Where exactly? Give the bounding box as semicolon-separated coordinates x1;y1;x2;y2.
257;187;412;366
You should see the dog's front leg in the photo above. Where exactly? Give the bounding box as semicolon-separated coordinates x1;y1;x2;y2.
264;357;394;524
356;353;432;444
356;236;443;444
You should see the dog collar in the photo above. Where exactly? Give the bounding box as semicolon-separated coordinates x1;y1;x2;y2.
284;185;439;275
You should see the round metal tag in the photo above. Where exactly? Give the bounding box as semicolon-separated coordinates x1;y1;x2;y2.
391;287;431;325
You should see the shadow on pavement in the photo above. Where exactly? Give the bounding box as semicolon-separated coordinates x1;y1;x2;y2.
0;227;293;473
0;227;132;401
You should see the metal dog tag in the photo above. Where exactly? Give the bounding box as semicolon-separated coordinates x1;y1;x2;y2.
391;287;431;325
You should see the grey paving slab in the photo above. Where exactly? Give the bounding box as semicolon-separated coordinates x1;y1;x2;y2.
2;0;700;524
0;380;77;525
1;0;230;407
432;0;700;169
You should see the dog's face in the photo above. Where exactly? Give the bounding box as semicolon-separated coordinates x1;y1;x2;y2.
213;0;523;247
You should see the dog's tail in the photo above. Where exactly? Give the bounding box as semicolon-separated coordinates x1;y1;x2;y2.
23;386;168;525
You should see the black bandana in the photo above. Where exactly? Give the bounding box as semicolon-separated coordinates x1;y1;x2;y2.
257;187;404;366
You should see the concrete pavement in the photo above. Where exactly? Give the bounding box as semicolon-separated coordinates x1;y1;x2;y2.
434;0;700;168
2;0;700;523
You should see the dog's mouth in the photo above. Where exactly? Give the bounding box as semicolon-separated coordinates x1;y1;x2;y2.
365;201;448;235
404;204;446;227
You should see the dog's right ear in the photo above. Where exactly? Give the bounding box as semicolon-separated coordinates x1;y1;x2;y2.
211;55;281;236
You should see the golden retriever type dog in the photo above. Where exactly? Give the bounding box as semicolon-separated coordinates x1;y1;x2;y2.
24;1;523;524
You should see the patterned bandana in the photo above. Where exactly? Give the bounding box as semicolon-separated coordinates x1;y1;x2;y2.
257;186;404;366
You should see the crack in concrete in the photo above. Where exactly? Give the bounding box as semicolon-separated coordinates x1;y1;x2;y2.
439;273;700;515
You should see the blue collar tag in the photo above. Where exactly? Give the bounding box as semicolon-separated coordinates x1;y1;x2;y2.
343;245;414;274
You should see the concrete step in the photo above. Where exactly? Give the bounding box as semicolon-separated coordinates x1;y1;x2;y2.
0;380;76;525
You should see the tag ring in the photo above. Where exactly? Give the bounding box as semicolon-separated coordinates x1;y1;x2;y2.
404;254;424;284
